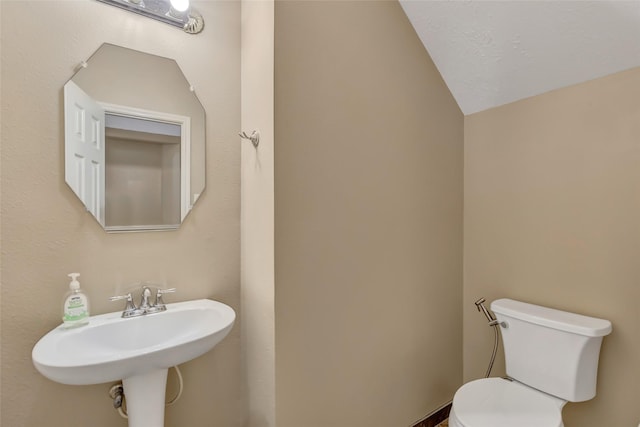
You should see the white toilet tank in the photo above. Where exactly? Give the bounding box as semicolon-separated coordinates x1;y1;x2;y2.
491;298;612;402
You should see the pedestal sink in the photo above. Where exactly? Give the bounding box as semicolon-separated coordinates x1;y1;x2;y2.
32;299;235;427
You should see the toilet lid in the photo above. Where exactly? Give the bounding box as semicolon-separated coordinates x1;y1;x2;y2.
452;378;563;427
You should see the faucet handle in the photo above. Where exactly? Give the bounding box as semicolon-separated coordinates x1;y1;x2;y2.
109;292;133;303
155;288;176;310
109;293;138;317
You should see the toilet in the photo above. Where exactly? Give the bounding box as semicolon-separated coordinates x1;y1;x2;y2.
449;298;612;427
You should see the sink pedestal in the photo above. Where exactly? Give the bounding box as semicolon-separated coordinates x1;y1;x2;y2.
122;368;169;427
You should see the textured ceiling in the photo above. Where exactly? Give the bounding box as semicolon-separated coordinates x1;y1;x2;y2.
399;0;640;115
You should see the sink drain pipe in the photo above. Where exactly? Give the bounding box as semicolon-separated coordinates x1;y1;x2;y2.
110;365;184;419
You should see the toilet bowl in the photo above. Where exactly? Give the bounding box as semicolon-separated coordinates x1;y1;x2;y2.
448;378;565;427
449;299;612;427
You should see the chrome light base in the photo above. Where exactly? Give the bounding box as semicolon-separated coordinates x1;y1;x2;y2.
95;0;204;34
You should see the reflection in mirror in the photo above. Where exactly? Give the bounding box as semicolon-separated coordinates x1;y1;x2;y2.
105;114;182;229
64;43;205;232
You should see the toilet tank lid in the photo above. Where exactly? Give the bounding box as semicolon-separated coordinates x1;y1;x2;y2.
491;299;612;337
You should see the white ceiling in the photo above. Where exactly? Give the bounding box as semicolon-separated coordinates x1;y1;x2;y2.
399;0;640;115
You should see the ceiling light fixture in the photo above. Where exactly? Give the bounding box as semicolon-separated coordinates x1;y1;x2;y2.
95;0;204;34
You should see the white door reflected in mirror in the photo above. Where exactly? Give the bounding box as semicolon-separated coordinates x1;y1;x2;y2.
64;81;106;225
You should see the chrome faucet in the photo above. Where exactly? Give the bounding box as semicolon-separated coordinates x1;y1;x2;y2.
139;286;153;311
110;285;176;318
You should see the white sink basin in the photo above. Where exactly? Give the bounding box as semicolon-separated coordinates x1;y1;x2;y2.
32;299;235;385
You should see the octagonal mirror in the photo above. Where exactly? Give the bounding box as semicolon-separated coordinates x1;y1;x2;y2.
64;43;205;232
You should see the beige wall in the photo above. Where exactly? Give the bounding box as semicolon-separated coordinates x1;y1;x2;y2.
104;137;181;227
0;1;241;426
464;67;640;426
240;1;276;426
106;138;165;226
274;2;464;426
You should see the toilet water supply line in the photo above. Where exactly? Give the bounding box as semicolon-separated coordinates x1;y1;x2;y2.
111;365;184;419
474;297;502;378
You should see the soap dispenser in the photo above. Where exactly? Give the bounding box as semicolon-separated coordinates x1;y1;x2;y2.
62;273;90;328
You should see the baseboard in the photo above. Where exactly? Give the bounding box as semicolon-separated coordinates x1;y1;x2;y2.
410;401;452;427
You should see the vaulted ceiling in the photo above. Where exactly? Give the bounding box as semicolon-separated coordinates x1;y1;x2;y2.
399;0;640;115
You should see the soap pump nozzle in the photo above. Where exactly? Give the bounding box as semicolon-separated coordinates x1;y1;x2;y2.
68;273;81;290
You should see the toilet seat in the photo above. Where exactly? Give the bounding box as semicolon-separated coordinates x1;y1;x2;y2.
450;378;564;427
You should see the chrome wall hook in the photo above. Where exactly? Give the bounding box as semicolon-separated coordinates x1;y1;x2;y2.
239;130;260;148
